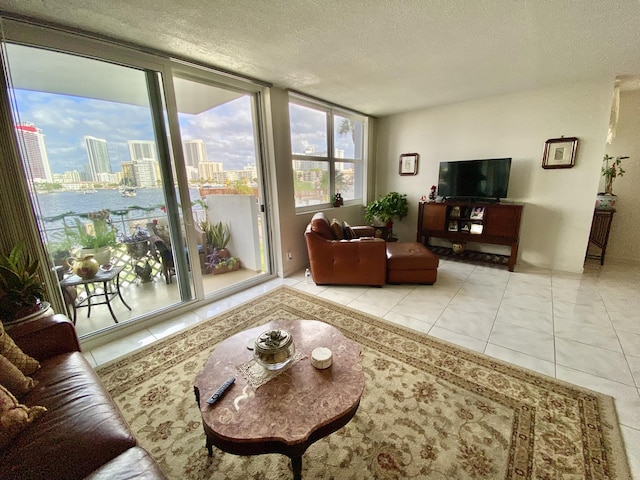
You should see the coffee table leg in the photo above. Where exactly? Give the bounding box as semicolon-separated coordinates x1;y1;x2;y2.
291;456;302;480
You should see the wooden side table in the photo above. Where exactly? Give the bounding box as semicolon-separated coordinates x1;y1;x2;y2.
586;208;615;265
193;319;364;479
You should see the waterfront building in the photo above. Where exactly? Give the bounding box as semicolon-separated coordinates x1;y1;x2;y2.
183;139;207;168
84;136;112;181
15;122;53;182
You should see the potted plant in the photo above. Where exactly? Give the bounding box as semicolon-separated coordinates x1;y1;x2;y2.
364;192;409;240
597;154;629;209
0;241;47;324
199;220;240;274
66;210;118;265
332;193;344;207
119;226;151;259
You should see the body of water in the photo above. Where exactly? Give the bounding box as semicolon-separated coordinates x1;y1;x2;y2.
36;187;204;239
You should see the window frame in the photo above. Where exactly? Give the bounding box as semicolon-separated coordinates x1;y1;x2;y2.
289;95;368;212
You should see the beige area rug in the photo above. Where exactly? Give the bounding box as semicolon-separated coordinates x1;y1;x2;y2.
96;286;631;479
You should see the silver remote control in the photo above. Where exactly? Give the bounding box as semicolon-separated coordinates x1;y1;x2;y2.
206;377;235;405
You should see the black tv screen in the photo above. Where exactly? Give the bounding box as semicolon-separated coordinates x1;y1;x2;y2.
437;158;511;201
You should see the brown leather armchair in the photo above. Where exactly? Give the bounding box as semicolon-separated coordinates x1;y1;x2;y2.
305;212;386;286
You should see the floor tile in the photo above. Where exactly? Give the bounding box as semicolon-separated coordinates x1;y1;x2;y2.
501;291;553;315
388;300;445;324
90;328;158;365
620;425;640;475
448;294;502;316
427;325;486;353
627;355;640;389
555;337;634;386
435;305;495;341
553;300;612;327
618;331;640;358
484;344;555;378
495;303;553;334
147;311;203;339
383;311;433;334
345;299;390;318
553;319;622;352
488;323;555;363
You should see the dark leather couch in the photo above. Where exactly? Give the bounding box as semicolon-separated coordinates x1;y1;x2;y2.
1;314;167;480
305;212;387;286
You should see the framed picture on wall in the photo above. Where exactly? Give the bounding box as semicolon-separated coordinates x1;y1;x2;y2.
542;137;578;169
399;153;419;175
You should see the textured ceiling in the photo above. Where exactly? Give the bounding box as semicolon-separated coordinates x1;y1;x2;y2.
1;0;640;116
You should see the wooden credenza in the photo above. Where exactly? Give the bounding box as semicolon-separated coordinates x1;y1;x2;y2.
417;201;524;271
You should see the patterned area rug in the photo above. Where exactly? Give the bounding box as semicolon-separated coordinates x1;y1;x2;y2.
96;286;631;479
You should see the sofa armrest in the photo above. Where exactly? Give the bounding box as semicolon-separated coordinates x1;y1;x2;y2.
7;314;81;361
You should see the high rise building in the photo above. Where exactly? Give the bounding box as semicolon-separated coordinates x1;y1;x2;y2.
15;122;53;182
133;159;160;187
182;139;207;168
128;140;157;161
84;136;112;181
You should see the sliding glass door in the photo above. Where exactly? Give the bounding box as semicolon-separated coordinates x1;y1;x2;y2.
169;72;271;297
3;41;198;336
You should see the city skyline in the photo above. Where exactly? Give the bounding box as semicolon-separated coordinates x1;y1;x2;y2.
12;89;260;177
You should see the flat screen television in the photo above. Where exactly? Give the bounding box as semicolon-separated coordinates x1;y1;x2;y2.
437;158;512;201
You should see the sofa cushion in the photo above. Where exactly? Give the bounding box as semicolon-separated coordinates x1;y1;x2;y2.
310;212;333;240
85;446;167;480
0;352;137;480
330;218;344;240
0;323;40;375
0;355;35;397
0;384;46;451
342;221;357;240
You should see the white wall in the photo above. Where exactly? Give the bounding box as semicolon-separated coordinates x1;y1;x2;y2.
603;90;640;264
376;80;614;272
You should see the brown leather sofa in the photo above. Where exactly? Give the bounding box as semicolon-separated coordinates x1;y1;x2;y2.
305;212;387;286
1;314;167;480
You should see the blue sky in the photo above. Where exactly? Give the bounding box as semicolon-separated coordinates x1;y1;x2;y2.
13;90;258;175
14;89;357;176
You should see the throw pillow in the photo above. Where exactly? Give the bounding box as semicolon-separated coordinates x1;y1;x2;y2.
0;355;35;397
310;212;333;240
0;384;46;450
342;221;357;240
0;323;40;375
330;218;344;240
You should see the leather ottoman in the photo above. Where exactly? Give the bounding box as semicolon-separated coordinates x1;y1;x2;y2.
386;242;439;284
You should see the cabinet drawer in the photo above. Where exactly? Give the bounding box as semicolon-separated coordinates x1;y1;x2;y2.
421;203;446;231
484;206;521;238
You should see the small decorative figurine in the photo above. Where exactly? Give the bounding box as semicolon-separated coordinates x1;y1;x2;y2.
428;185;437;202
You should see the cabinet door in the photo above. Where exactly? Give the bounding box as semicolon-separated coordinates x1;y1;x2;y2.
422;203;446;231
483;205;521;238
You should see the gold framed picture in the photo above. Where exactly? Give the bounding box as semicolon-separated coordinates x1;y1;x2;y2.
542;137;578;169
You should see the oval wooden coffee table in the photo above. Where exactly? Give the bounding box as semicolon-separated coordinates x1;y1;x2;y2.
193;319;365;479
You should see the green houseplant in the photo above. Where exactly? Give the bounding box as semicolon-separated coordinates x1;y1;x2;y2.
0;241;46;323
199;220;239;274
66;210;117;266
601;154;629;196
597;154;629;209
364;192;409;240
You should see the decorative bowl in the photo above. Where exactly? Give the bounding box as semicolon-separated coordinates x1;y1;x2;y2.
254;329;295;370
452;243;466;254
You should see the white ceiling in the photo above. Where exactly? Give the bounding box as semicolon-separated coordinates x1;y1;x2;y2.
1;0;640;116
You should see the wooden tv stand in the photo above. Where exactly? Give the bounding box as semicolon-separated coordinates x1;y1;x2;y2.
417;201;524;271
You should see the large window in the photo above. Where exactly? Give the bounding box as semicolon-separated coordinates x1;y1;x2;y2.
289;97;367;209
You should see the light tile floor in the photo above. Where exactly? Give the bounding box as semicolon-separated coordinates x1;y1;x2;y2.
85;259;640;477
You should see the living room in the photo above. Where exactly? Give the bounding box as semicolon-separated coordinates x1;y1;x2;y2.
1;2;639;479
